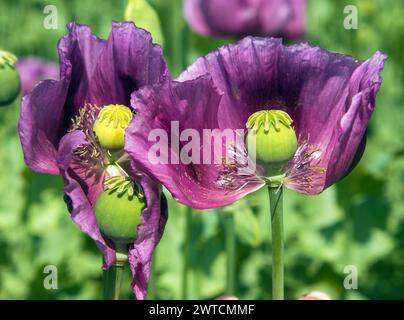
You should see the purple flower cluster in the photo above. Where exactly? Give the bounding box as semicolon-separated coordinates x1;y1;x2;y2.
18;20;386;298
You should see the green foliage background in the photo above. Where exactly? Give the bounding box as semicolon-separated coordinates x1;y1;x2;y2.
0;0;403;299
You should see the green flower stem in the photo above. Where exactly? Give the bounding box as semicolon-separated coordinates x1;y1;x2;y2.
225;212;236;295
178;6;191;299
103;244;128;300
182;206;193;299
103;264;125;300
148;253;157;300
268;185;284;300
171;0;188;76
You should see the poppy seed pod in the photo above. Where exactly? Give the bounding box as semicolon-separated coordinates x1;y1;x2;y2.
93;104;133;151
246;110;298;168
94;176;146;244
0;50;20;106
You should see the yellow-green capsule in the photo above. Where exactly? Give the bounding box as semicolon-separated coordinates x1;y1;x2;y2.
246;110;298;166
0;50;20;106
93;104;133;151
94;176;145;244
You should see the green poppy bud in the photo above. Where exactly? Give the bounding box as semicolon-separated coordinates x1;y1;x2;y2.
94;176;145;244
246;110;298;167
93;104;133;151
0;50;20;106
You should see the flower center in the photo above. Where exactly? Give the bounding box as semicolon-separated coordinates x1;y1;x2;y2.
245;109;298;175
246;110;293;133
96;104;133;129
93;104;133;151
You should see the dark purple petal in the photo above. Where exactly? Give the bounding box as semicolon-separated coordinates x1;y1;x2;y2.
178;37;386;195
184;0;306;38
126;77;264;209
58;22;106;114
57;130;115;267
18;23;97;174
18;80;69;174
91;22;169;107
128;176;167;300
322;52;386;190
61;21;169;116
280;47;386;193
178;37;284;131
17;57;59;96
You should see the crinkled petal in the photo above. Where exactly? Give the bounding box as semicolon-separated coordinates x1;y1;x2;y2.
57;131;115;267
61;21;169;115
18;23;101;174
128;175;167;300
281;48;386;193
178;37;283;131
178;37;386;194
18;80;68;174
59;22;169;115
126;77;264;209
58;22;106;115
322;52;386;190
91;21;170;107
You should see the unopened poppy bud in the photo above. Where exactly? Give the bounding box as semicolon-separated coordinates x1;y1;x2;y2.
0;50;20;106
246;110;298;166
94;176;145;244
93;104;133;151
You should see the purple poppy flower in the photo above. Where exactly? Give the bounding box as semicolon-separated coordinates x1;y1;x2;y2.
184;0;306;38
18;22;169;299
17;57;59;96
125;37;386;209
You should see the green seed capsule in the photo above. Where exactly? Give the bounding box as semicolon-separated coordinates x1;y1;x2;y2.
246;110;298;166
0;51;20;106
94;185;145;244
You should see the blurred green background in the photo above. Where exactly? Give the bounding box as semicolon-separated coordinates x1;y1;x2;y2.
0;0;403;299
